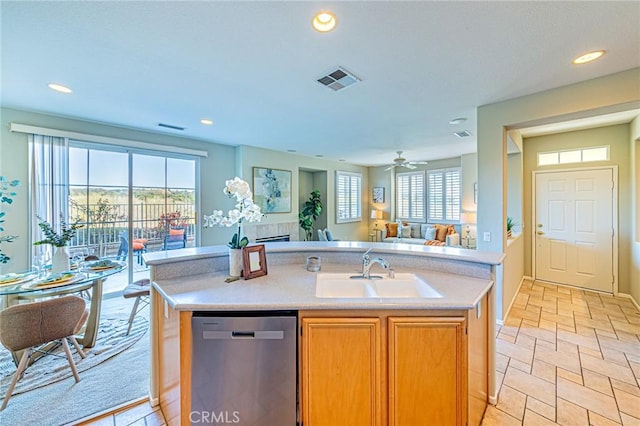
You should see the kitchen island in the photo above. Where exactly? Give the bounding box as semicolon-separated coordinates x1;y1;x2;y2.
145;242;504;426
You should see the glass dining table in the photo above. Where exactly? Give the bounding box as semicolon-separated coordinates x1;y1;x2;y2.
0;260;127;351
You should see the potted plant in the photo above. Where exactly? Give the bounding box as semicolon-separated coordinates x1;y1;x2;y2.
34;216;83;272
299;190;323;241
506;216;517;238
0;176;20;265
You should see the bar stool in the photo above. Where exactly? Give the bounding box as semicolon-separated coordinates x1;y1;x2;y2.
123;278;150;335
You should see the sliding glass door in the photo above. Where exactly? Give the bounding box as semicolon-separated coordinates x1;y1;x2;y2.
68;143;198;295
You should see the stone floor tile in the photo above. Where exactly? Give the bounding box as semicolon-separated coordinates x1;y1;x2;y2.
541;311;576;327
601;346;633;366
496;370;506;391
558;322;577;333
557;328;600;351
511;306;542;322
557;397;589;426
523;409;558;425
597;335;640;356
535;340;581;374
503;366;556;407
529;296;559;311
520;323;557;343
610;378;640;397
628;360;640;380
557;377;620;423
497;338;535;365
496;384;527;420
516;332;538;349
611;320;640;336
504;315;524;328
582;369;614;396
580;354;637;385
557;367;584;385
481;404;522;426
532;359;556;384
613;387;640;419
620;413;640;426
579;346;604;359
526;396;556;421
596;328;621;340
510;358;533;374
574;314;615;333
538;318;558;332
556;286;572;295
499;332;517;343
500;323;521;338
589;411;623;425
496;351;510;373
614;331;640;343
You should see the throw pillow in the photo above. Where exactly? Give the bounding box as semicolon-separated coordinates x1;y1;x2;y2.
385;222;398;237
400;226;412;238
424;226;437;241
324;229;334;241
410;224;421;238
435;224;448;242
169;229;184;236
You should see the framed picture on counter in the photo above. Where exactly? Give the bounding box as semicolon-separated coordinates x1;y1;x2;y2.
243;244;268;279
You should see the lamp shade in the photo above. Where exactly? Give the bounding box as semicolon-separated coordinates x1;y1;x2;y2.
370;210;383;220
460;212;477;224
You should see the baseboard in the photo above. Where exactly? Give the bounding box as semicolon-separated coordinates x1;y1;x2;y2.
616;292;640;312
489;394;498;405
501;275;530;322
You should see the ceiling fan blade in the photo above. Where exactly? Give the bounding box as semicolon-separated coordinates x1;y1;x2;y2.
404;164;417;169
410;161;428;165
384;165;396;171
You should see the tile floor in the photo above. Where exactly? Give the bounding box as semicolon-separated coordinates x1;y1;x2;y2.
482;280;640;426
82;279;640;426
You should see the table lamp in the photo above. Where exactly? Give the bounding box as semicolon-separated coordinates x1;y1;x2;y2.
370;210;383;230
460;211;477;247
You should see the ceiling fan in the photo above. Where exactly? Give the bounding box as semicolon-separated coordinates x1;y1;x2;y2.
384;151;428;171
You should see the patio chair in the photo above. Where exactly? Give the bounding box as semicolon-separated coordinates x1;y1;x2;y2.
123;278;150;335
163;227;187;251
0;295;88;410
116;232;146;265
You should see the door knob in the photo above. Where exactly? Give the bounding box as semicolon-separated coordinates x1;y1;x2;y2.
537;224;543;228
536;231;544;235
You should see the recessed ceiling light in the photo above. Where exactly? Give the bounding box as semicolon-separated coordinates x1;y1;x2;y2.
573;50;605;64
449;117;467;125
200;119;213;125
312;11;337;32
287;149;297;153
315;154;324;158
339;159;346;162
48;83;72;94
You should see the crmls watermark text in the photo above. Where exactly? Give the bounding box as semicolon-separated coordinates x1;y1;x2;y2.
189;411;240;424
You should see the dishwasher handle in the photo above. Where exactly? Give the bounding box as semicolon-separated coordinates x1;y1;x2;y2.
203;330;284;340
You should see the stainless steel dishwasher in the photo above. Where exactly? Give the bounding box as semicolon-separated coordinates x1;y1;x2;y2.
191;311;297;425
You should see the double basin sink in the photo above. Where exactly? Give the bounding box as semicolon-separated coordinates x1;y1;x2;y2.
315;272;442;299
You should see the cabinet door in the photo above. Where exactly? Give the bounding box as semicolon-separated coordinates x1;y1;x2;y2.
302;318;382;426
388;317;466;426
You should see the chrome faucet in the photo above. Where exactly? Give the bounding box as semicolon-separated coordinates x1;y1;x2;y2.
361;248;392;279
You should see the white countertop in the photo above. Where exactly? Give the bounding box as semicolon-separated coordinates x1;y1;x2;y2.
152;262;493;312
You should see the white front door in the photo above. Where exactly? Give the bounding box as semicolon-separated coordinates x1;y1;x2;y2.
534;168;615;292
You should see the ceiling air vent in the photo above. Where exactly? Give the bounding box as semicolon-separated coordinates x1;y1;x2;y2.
158;122;186;131
454;130;472;138
316;66;361;92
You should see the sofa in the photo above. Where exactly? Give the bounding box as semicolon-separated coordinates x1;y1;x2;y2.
381;222;460;246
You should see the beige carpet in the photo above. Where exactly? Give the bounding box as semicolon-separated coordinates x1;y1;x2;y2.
0;315;147;396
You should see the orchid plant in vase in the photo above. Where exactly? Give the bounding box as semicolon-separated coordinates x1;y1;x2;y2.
204;177;263;276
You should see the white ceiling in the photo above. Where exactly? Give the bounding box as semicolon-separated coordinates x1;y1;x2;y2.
1;1;639;167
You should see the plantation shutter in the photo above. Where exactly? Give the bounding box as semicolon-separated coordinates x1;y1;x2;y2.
427;168;460;223
336;171;362;223
396;171;425;221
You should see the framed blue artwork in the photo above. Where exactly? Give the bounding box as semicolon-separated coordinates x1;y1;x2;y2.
252;167;292;213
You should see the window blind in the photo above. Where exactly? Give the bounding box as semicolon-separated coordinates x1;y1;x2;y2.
427;168;461;222
336;171;362;223
396;171;425;221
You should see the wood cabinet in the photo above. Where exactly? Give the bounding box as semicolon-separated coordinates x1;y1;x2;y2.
301;318;382;426
301;302;488;426
388;317;465;426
